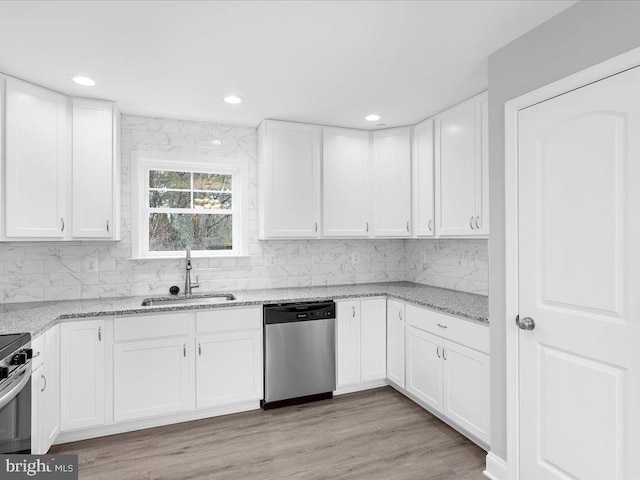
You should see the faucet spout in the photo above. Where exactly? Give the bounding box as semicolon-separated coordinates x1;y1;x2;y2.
184;248;199;295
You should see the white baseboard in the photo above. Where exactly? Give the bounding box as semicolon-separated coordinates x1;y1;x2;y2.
484;452;508;480
334;379;388;395
55;400;260;445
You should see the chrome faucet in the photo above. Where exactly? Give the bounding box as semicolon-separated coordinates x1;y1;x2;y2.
184;248;200;295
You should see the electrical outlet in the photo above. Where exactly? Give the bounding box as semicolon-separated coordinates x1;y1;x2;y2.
351;252;360;266
85;255;98;273
265;253;277;266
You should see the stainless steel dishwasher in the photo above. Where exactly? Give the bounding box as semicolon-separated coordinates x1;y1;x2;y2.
262;301;336;409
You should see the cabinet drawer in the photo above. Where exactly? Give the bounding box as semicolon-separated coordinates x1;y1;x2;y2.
405;304;489;354
31;334;45;371
114;313;190;342
196;307;262;334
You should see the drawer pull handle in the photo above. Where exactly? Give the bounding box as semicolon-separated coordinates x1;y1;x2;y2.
41;374;47;393
436;346;441;359
443;348;448;361
98;326;102;341
183;344;186;357
437;323;448;329
198;343;202;356
352;306;356;318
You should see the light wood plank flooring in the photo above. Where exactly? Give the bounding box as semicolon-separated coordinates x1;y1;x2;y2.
51;387;486;479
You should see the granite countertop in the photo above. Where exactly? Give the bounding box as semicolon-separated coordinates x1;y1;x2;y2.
0;282;488;336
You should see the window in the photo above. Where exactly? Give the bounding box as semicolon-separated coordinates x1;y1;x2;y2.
132;154;248;258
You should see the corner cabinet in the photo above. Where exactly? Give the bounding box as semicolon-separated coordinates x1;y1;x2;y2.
258;120;322;239
404;304;490;444
0;75;120;241
412;118;435;237
372;127;412;237
434;91;488;237
322;128;371;237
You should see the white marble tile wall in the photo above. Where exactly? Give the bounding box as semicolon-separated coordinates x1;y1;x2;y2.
0;114;487;303
405;239;489;295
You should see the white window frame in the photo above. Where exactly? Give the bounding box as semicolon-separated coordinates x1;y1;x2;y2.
131;152;249;259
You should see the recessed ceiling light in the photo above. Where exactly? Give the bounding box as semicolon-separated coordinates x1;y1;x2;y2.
224;95;242;104
72;76;96;87
211;139;222;146
365;114;381;122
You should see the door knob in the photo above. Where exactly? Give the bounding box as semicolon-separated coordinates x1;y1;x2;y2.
516;315;535;330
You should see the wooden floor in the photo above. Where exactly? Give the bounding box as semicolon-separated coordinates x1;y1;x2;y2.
51;387;486;480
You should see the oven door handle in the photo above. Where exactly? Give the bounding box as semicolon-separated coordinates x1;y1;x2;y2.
0;367;31;411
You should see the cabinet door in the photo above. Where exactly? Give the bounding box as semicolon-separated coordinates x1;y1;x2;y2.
360;299;386;382
474;92;489;235
406;326;443;413
336;301;361;387
60;320;105;431
372;128;412;237
4;78;68;238
114;337;191;422
259;120;321;238
413;119;435;237
196;329;262;408
72;99;114;238
386;300;405;388
435;96;477;237
323;128;370;237
442;339;490;443
43;325;59;451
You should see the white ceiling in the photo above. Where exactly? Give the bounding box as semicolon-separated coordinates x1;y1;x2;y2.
0;0;576;129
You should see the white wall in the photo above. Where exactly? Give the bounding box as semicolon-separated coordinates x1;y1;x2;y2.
488;0;640;461
0;114;486;303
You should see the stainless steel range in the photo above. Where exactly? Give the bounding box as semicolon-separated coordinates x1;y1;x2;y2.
0;333;32;454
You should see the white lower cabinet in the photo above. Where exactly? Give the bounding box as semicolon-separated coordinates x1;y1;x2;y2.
196;329;262;408
33;326;60;454
405;326;443;412
336;298;386;392
441;339;490;442
113;337;190;422
404;304;490;444
386;300;405;388
60;319;106;431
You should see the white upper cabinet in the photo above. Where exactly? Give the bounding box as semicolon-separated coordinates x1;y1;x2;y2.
435;91;488;237
258;120;322;238
4;77;69;238
1;75;120;241
372;127;412;237
72;98;119;239
412;118;435;237
322;128;370;237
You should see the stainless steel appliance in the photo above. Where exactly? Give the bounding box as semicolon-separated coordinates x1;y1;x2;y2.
0;333;32;454
263;301;336;409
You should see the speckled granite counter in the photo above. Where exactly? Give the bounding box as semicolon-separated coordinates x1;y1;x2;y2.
0;282;488;336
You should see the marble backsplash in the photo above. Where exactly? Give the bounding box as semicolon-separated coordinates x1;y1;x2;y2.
0;115;487;304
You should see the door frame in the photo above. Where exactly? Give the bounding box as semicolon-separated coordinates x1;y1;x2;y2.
504;45;640;480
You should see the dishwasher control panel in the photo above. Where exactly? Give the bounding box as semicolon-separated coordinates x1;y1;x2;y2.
264;301;336;324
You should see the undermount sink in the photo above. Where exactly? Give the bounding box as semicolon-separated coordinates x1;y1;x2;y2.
141;293;236;307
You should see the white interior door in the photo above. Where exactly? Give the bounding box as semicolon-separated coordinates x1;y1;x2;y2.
323;128;370;237
517;66;640;480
